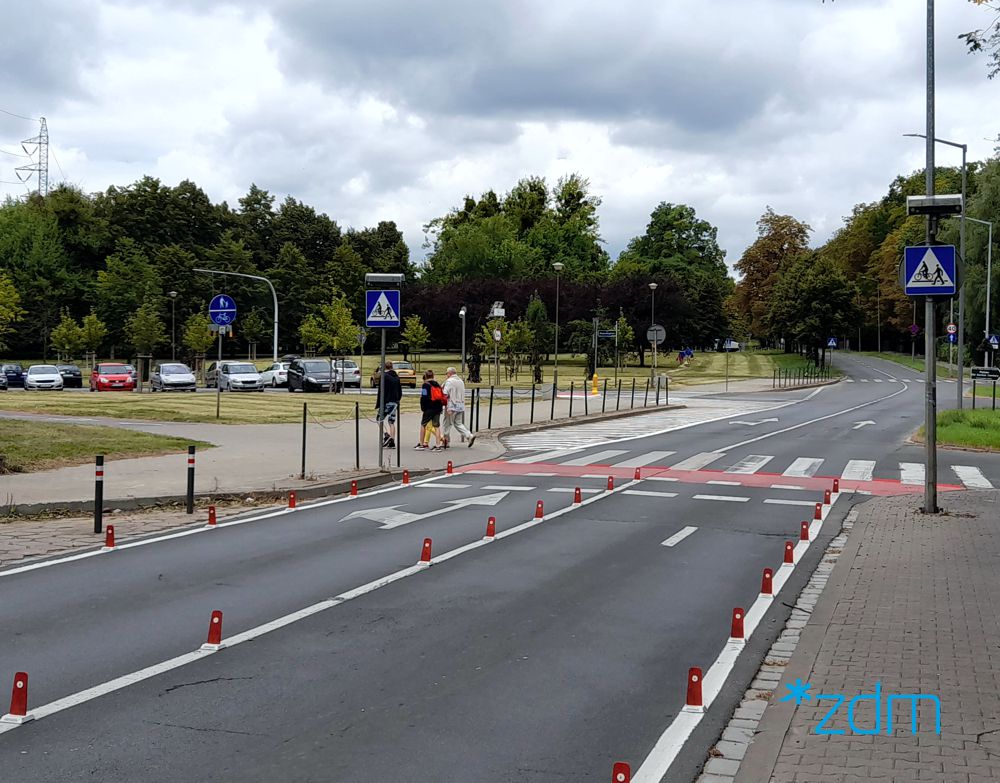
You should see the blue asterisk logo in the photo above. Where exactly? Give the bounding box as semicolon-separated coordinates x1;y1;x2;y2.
780;678;813;705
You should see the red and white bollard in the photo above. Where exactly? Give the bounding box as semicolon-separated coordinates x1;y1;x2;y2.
403;469;410;486
612;762;631;782
1;672;32;724
800;521;810;541
102;525;116;551
288;491;297;509
832;478;840;494
634;467;642;481
607;476;615;491
418;537;433;565
813;502;822;521
534;500;544;519
484;516;496;540
783;541;795;566
824;488;832;505
207;505;217;527
761;567;774;596
683;667;705;713
574;487;582;504
446;460;453;475
730;607;745;643
350;480;358;497
201;610;225;651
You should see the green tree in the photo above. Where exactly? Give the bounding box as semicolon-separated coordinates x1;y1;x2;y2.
524;293;552;382
49;311;84;359
125;299;167;355
401;314;431;368
240;310;268;358
80;311;108;357
95;238;161;350
299;291;359;356
615;313;635;369
0;271;24;351
182;312;216;356
961;1;1000;78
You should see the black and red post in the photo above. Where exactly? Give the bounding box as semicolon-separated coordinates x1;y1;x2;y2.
186;445;196;514
93;455;105;535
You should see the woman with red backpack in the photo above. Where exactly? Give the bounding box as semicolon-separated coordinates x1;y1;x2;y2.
415;369;446;451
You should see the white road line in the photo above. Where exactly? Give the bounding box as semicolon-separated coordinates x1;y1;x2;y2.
581;473;610;479
782;457;824;478
763;499;819;506
900;462;925;485
647;476;679;483
464;470;497;475
707;480;742;486
841;460;875;481
611;451;676;468
692;494;750;503
661;526;697;546
671;452;724;471
860;379;870;382
770;484;808;491
548;487;601;494
415;483;472;490
952;465;993;488
623;490;679;498
559;449;629;466
874;379;883;383
845;379;855;383
725;454;774;474
482;485;535;492
524;472;556;477
509;448;582;464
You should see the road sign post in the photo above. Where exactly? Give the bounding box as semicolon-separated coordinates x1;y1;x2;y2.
646;324;666;380
366;283;403;467
208;296;237;421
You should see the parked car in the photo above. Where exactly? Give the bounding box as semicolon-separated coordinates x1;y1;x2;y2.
0;373;7;391
332;359;362;388
124;364;137;379
287;358;337;392
206;362;264;391
56;364;83;388
259;361;291;388
151;362;197;392
24;364;64;391
90;363;136;392
370;360;417;389
2;363;25;388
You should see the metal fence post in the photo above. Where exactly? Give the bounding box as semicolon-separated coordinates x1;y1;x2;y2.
488;386;494;429
584;383;589;415
476;388;481;432
301;402;307;480
186;445;195;514
530;384;535;423
644;378;649;407
510;385;514;427
569;382;574;418
355;402;360;470
550;379;557;420
602;379;608;413
631;378;636;409
94;455;104;535
994;380;997;411
655;375;661;406
973;377;977;409
616;379;622;411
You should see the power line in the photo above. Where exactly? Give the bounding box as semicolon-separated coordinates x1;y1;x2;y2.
51;149;66;181
0;148;29;158
0;107;39;122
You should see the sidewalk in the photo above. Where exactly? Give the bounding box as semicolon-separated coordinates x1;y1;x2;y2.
733;490;1000;782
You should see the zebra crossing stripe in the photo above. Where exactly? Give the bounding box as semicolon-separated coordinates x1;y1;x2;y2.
952;465;993;489
900;462;925;485
725;455;774;474
841;460;875;481
782;457;824;478
671;452;724;471
560;449;629;466
611;451;676;468
509;448;582;464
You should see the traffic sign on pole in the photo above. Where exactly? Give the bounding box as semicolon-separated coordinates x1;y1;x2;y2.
209;294;237;326
946;322;957;335
901;245;958;297
646;324;666;345
971;366;1000;381
948;333;957;344
827;337;838;348
365;290;401;328
990;335;1000;351
598;330;616;338
909;323;921;337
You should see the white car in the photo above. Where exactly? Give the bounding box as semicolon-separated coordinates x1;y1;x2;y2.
24;364;64;391
259;361;290;388
333;359;362;388
206;362;264;392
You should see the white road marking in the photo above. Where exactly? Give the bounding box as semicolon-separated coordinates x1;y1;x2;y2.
559;449;629;466
952;465;993;489
508;448;582;463
900;462;925;485
581;473;610;479
841;460;875;481
693;494;750;503
524;472;556;477
852;421;876;430
647;476;679;483
707;480;742;486
845;379;855;383
763;499;820;506
671;452;724;471
874;379;883;383
661;526;697;546
770;484;808;491
725;454;774;474
415;483;472;490
611;450;676;468
860;379;870;382
623;490;679;498
463;470;497;475
548;487;601;494
782;457;824;478
344;492;510;529
482;485;535;492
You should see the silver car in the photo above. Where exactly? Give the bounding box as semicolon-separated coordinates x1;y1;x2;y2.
151;362;197;392
332;359;362;388
259;361;291;388
24;364;64;391
206;361;264;392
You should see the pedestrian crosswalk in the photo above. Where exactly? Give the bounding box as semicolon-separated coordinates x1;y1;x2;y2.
500;446;996;489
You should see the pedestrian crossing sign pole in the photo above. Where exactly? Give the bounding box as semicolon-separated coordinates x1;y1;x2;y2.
366;275;404;467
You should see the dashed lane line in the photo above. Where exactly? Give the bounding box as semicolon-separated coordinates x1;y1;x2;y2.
661;526;698;547
692;494;750;503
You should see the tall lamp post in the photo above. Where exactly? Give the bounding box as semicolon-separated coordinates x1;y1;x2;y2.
967;217;995;365
649;282;658;378
904;131;967;406
552;262;564;389
169;291;178;361
459;306;467;375
193;268;280;363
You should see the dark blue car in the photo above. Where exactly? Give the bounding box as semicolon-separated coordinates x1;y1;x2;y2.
2;364;25;388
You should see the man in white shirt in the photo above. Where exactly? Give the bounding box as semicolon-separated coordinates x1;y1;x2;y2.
441;367;475;448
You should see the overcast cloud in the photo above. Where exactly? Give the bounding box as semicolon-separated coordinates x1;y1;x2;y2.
1;0;996;270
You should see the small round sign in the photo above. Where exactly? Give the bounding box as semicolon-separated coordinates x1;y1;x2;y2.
946;322;957;335
908;323;920;337
646;324;666;345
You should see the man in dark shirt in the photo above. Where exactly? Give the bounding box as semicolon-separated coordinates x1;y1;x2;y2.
376;361;403;448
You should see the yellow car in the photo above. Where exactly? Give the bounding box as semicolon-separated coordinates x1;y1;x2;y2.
370;360;417;389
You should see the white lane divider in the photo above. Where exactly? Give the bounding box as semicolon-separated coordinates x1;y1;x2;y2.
763;499;819;507
770;484;807;491
706;480;741;486
623;490;679;498
548;487;601;494
0;476;642;734
482;485;535;492
661;526;698;547
415;483;472;490
692;494;749;503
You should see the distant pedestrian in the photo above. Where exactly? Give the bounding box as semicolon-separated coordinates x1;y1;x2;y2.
416;369;445;451
375;360;402;449
441;367;475;448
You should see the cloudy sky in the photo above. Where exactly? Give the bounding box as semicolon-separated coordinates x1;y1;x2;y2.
1;0;996;271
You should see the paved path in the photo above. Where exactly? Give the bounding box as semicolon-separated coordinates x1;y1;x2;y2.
733;490;1000;782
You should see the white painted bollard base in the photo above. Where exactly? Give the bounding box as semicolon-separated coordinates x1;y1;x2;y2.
0;713;34;725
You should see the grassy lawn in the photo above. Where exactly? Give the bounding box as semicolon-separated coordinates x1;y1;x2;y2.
929;409;1000;450
0;420;210;473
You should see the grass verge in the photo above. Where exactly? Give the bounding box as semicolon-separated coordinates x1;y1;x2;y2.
923;409;1000;450
0;419;211;472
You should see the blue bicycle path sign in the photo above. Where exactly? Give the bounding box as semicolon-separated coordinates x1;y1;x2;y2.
209;294;237;326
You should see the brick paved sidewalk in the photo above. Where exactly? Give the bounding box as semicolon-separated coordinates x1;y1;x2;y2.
736;491;1000;782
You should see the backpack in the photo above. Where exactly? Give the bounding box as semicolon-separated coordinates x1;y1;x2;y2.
430;384;448;405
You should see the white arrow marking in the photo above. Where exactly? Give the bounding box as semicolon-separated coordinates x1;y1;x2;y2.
343;492;511;529
852;420;876;430
729;418;779;427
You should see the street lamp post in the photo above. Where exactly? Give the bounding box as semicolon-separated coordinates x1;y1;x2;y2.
649;282;658;379
169;291;178;361
552;262;564;389
193;268;280;363
459;306;467;375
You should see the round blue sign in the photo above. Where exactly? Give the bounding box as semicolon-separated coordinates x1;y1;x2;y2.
209;294;237;326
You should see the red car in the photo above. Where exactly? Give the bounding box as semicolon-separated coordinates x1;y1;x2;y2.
90;363;136;392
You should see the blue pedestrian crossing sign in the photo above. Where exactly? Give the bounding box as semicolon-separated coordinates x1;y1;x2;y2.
948;333;958;344
365;289;401;328
902;245;957;296
990;335;1000;350
208;294;237;325
827;337;837;348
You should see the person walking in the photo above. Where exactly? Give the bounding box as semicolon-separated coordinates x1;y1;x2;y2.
375;360;402;449
416;369;445;451
441;366;475;448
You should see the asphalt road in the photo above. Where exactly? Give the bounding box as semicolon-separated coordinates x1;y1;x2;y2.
0;353;994;782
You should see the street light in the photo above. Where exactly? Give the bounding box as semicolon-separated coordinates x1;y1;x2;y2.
459;306;467;374
552;262;564;389
193;268;280;363
649;282;658;378
168;291;178;361
904;132;967;406
967;217;995;365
